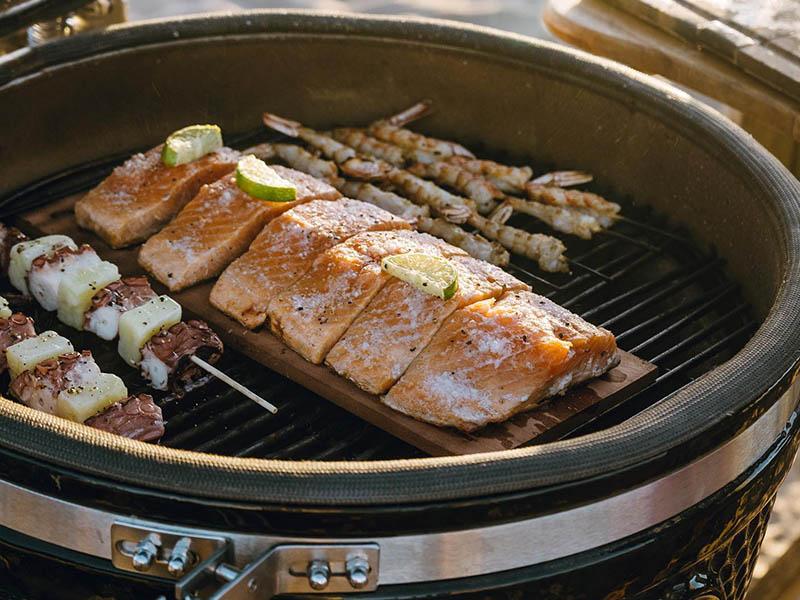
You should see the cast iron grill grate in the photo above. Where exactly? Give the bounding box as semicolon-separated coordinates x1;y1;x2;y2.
0;131;757;459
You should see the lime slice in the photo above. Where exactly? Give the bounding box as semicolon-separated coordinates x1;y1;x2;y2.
235;155;297;202
161;124;223;167
381;253;458;300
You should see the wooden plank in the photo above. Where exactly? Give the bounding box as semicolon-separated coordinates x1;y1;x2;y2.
543;0;800;159
16;194;656;456
602;0;800;102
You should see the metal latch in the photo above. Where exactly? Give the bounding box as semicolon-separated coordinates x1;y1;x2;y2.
111;521;380;598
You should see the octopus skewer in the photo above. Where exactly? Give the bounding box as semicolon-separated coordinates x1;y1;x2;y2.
0;300;164;442
4;228;276;411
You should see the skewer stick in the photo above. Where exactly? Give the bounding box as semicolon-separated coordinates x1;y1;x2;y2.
190;355;278;414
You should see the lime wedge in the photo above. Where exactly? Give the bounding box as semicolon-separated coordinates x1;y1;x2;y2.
381;253;458;300
235;155;297;202
161;124;223;167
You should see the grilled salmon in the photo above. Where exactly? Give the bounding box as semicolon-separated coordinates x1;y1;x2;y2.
138;168;342;291
383;290;618;431
268;230;466;364
326;255;529;394
209;199;410;329
75;146;239;248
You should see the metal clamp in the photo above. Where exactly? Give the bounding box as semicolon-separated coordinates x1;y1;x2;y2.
177;542;379;599
112;520;379;598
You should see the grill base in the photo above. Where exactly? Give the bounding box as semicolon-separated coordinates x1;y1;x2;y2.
0;407;795;600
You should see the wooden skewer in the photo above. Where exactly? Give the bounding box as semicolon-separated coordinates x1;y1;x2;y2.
190;355;278;414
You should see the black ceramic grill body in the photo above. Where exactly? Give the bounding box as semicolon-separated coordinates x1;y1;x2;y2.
0;11;799;600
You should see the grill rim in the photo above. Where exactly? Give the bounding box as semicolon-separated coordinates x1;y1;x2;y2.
0;10;798;506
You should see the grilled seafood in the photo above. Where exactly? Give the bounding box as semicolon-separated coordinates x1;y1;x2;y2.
0;311;163;440
210;199;410;329
531;170;594;187
267;229;465;363
336;181;429;222
326;255;528;394
245;143;341;182
138;167;341;291
491;198;603;240
407;160;503;214
468;213;568;272
383;291;618;431
331;128;406;166
417;216;509;266
525;183;620;223
445;156;533;194
367;101;475;161
75;145;239;248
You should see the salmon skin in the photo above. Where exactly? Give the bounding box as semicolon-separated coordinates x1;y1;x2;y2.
210;199;410;329
326;255;529;394
268;230;466;364
138;167;341;291
383;290;618;432
75;145;239;248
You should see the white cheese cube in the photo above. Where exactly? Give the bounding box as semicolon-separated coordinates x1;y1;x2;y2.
6;331;74;378
118;295;182;366
0;296;11;319
9;235;76;295
57;260;120;330
56;373;128;423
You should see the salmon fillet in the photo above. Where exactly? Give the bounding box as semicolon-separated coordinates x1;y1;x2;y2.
138;168;341;291
210;199;410;329
75;146;239;248
326;255;529;394
383;290;618;431
268;230;466;364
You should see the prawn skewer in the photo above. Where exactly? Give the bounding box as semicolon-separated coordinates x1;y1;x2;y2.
262;111;567;272
491;197;604;240
468;213;568;273
331;128;406;166
418;216;509;266
367;100;475;161
446;156;533;194
408;161;503;214
525;183;620;224
245;143;341;183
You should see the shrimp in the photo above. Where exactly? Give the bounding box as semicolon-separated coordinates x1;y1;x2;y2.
468;213;568;273
368;101;475;161
446;156;533;194
337;181;428;222
525;183;621;220
245;143;340;182
493;198;603;240
385;170;475;224
532;171;594;187
331;129;406;166
408;161;503;214
417;216;509;266
262;112;357;164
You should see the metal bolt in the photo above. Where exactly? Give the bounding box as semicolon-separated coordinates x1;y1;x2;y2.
131;533;160;572
167;537;193;577
247;577;258;593
345;556;370;589
307;559;330;590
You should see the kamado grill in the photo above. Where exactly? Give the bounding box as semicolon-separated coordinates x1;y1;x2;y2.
0;8;798;600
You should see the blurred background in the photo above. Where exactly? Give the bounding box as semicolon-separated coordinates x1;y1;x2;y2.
127;0;552;39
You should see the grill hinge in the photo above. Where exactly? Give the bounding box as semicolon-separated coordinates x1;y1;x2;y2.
111;520;380;598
